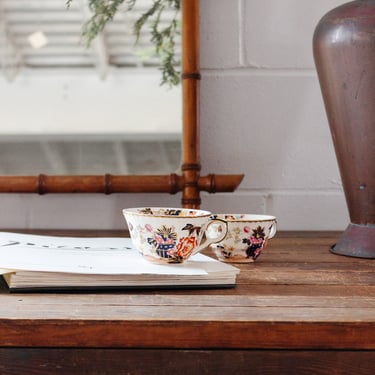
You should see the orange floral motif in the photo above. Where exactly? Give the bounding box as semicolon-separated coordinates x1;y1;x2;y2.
174;236;198;259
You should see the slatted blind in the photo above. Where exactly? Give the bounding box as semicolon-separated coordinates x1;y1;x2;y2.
0;0;181;78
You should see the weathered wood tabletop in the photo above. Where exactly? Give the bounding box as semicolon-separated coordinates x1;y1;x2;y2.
0;231;374;374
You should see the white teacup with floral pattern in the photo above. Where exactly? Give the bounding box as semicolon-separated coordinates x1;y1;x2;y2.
123;207;228;264
209;214;277;263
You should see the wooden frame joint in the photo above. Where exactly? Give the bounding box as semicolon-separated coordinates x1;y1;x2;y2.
38;174;46;195
169;173;180;195
181;72;201;80
181;163;201;172
104;174;112;195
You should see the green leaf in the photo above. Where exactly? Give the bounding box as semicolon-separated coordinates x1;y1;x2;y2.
67;0;181;87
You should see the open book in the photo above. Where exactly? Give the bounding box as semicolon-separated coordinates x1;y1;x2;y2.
0;232;239;292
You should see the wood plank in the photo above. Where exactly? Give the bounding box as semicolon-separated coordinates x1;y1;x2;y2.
0;231;374;352
0;320;374;349
237;270;375;285
3;280;375;297
0;349;374;375
150;284;375;297
2;304;375;321
3;281;375;297
236;261;375;272
205;235;369;264
1;294;375;310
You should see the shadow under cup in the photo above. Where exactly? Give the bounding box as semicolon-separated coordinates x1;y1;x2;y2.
210;214;277;263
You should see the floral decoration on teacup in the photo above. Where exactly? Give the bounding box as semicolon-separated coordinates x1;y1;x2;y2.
123;207;227;264
209;214;277;263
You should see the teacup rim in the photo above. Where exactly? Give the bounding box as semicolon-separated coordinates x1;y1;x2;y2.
123;207;212;218
212;213;277;222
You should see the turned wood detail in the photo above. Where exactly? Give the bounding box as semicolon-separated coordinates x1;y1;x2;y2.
181;72;201;80
0;173;243;196
0;0;244;208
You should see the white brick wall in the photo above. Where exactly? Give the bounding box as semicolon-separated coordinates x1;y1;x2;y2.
0;0;350;230
199;0;349;230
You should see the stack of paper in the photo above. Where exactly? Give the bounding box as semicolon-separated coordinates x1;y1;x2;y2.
0;232;239;292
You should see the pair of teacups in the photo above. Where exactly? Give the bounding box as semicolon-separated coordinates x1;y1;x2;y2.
123;207;276;264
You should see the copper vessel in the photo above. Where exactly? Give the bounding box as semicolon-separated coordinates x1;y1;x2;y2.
313;0;375;258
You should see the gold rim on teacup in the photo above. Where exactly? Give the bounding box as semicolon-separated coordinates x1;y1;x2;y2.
210;214;277;222
123;207;212;219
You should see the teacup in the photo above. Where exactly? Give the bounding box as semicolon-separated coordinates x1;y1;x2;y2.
123;207;227;264
209;214;277;263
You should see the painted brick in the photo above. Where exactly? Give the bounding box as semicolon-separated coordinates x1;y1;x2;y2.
266;192;349;230
200;72;341;190
201;191;266;216
200;0;241;68
0;194;181;230
199;191;348;231
242;0;347;69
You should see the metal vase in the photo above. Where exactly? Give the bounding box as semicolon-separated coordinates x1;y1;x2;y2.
313;0;375;258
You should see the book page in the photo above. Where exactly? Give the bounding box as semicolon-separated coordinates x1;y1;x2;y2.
0;232;210;276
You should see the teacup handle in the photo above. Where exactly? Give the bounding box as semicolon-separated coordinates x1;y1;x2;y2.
268;221;277;239
191;219;228;256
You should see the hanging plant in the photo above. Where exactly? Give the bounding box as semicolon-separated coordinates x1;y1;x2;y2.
66;0;181;86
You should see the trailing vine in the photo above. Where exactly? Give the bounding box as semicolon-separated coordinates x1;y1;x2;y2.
66;0;181;86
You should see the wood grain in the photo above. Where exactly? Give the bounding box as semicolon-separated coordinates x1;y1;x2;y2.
0;231;374;372
0;349;374;375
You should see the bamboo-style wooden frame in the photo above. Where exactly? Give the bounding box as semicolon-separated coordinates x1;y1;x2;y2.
0;0;243;208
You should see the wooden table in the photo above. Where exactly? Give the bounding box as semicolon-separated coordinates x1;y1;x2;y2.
0;231;374;374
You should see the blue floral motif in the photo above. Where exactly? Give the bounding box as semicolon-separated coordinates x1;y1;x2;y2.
147;225;178;258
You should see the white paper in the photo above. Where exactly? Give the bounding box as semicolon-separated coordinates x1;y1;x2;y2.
0;268;12;275
0;232;209;276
